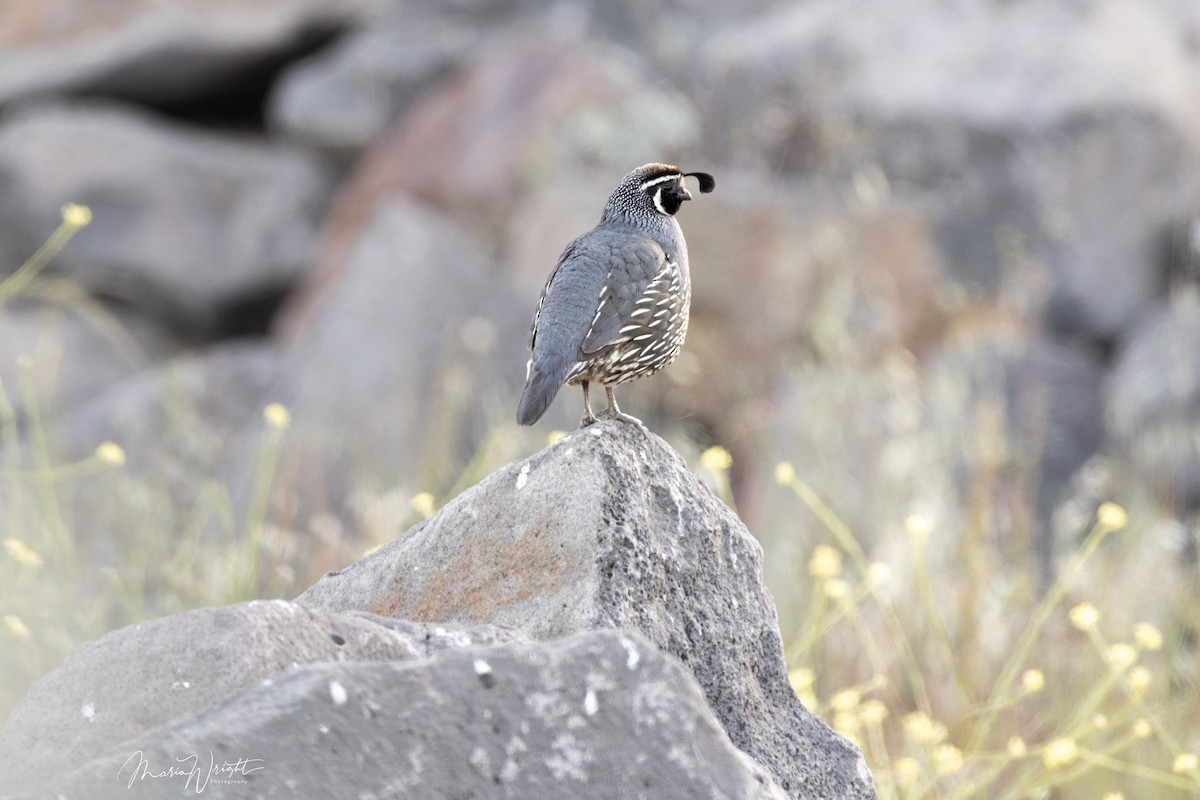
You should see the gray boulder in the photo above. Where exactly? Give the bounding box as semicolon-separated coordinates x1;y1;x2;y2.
5;630;787;800
705;0;1200;341
0;599;525;796
274;197;530;515
0;0;362;110
267;13;476;153
0;103;333;332
42;341;283;576
58;339;278;469
319;24;700;244
0;299;176;419
301;421;876;799
1107;298;1200;511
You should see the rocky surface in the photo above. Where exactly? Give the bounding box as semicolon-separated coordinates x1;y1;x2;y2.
4;630;788;800
0;600;526;795
301;421;875;800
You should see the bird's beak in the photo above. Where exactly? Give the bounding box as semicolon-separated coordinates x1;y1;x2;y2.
677;186;693;202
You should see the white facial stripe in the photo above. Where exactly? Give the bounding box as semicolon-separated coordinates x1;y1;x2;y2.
651;187;667;215
638;173;683;192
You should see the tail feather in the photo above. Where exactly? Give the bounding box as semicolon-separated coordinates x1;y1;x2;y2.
517;355;569;425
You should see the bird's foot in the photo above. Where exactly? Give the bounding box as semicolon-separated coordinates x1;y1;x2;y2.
578;412;599;428
600;408;643;425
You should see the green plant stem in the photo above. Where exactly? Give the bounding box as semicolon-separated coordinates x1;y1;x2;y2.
912;543;977;706
0;378;22;536
0;217;85;306
16;364;71;559
969;518;1117;751
239;423;286;599
791;478;933;715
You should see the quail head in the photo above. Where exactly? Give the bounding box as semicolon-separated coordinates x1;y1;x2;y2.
517;163;715;428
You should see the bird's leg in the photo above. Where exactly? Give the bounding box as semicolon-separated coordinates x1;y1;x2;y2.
579;381;599;427
602;385;642;425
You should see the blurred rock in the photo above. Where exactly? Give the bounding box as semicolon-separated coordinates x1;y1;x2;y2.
317;22;701;266
47;341;280;563
301;421;875;799
751;315;1109;603
5;630;789;800
0;0;362;112
267;12;478;153
707;0;1200;341
0;600;525;795
275;197;528;518
924;326;1107;576
0;103;334;334
684;181;947;434
60;340;278;467
1108;298;1200;511
0;299;176;419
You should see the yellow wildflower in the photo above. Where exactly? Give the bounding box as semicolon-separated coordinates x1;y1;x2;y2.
905;513;934;543
547;430;567;445
1092;713;1109;730
1106;643;1138;670
409;492;436;519
1101;793;1125;800
1128;667;1152;697
1007;736;1028;757
1022;669;1045;693
867;562;892;587
788;668;816;707
903;712;947;745
94;441;126;466
1133;622;1163;651
933;744;963;775
1132;718;1152;739
823;578;851;602
830;689;861;713
894;757;921;785
774;461;795;486
3;614;31;640
809;545;842;578
700;445;732;472
859;699;888;725
61;203;92;228
4;538;43;569
1096;501;1127;531
1042;737;1079;768
1173;754;1199;774
262;402;291;430
789;668;814;693
834;712;859;736
1068;602;1100;632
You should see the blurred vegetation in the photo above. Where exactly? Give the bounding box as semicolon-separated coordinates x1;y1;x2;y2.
2;208;1200;800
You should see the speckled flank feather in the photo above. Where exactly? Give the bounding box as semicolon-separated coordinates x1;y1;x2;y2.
517;163;714;427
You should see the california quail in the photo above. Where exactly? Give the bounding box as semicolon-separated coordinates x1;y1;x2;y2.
517;163;715;427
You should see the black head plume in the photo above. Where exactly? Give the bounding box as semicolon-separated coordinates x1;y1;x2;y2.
684;172;716;194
